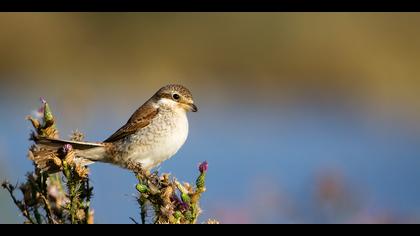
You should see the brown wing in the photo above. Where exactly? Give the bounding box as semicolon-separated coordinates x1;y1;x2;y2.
104;102;159;143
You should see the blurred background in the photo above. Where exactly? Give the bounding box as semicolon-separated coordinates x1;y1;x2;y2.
1;13;420;223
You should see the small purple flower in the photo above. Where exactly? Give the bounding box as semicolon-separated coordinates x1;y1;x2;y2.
171;194;189;211
179;201;189;211
63;144;73;154
33;97;47;118
199;161;208;173
35;97;47;116
40;97;47;104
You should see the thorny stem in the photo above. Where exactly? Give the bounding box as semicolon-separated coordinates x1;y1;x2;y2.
33;207;42;224
129;217;139;224
63;161;77;224
84;180;92;224
1;182;36;224
38;172;56;224
40;195;56;224
140;197;148;224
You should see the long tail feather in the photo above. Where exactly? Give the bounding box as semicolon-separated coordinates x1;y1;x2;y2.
34;136;105;150
32;136;107;171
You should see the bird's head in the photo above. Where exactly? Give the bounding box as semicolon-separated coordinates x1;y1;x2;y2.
154;84;198;113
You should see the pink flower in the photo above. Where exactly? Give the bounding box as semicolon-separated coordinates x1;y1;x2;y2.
63;144;73;154
40;97;47;104
199;161;208;173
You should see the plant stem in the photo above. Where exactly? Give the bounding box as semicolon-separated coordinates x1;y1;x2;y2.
140;197;148;224
2;183;36;224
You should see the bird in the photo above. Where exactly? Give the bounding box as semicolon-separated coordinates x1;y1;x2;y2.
34;84;198;171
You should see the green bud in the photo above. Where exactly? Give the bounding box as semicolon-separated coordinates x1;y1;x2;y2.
136;184;149;193
174;211;182;219
196;173;206;190
184;210;193;221
181;193;191;204
43;102;55;127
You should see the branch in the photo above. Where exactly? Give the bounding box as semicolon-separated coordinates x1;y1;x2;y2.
1;181;36;224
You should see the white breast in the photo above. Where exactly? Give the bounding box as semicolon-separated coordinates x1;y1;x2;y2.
127;108;189;170
157;111;189;161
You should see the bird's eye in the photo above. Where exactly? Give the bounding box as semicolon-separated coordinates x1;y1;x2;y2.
172;93;180;100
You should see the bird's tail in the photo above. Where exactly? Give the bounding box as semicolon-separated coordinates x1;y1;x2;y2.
32;136;107;172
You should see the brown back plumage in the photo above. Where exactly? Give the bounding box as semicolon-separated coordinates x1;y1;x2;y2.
104;101;159;142
104;84;192;143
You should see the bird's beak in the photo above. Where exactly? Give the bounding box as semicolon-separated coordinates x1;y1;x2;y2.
190;103;198;112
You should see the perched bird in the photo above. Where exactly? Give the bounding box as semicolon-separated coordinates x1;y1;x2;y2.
35;84;197;170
